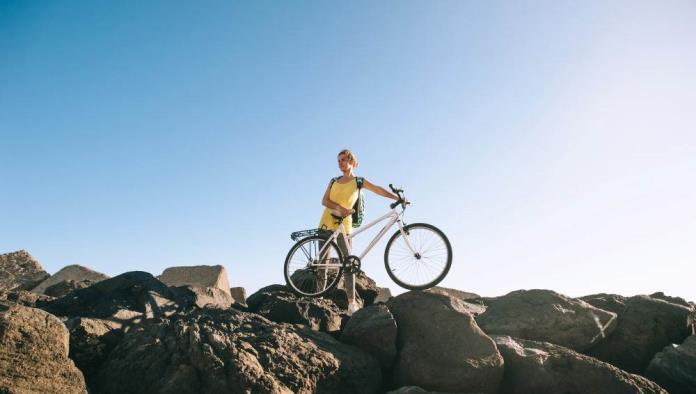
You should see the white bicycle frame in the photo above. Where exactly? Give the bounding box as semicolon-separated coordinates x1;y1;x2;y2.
312;205;418;268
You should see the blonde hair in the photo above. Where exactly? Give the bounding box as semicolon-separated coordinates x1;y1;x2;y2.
338;149;359;168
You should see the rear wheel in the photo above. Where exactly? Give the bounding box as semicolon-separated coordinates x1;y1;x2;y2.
284;235;344;297
384;223;452;290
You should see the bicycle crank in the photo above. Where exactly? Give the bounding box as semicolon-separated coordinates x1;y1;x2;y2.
344;255;362;274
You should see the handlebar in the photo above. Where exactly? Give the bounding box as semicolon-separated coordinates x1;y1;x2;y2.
389;184;410;210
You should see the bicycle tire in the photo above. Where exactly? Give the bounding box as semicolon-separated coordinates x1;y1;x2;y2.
384;223;452;290
284;235;344;297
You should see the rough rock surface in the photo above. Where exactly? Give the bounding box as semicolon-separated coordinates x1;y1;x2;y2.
385;387;466;394
374;287;393;304
38;271;180;319
475;289;617;351
159;265;231;296
493;335;666;394
0;250;50;293
66;309;144;384
171;285;234;309
387;291;503;394
31;264;109;294
247;285;344;333
581;293;695;373
92;308;382;394
0;289;55;307
427;286;480;302
0;304;87;393
230;286;247;305
340;303;397;370
646;335;696;394
44;279;95;298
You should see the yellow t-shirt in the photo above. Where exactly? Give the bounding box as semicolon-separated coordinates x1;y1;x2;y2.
318;177;360;235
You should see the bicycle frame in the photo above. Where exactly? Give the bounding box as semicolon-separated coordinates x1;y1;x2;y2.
316;206;418;266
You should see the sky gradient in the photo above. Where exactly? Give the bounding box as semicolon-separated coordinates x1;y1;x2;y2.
2;1;695;300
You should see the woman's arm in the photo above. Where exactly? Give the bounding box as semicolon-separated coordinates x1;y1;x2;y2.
362;178;400;200
322;181;351;216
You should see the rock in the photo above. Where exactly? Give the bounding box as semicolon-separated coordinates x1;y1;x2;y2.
0;250;50;293
374;287;393;303
0;289;55;307
92;308;382;394
340;304;398;370
0;304;87;393
229;286;247;305
44;279;95;298
66;309;143;385
493;335;666;394
31;264;109;294
474;289;617;351
246;285;344;333
387;291;503;394
171;285;234;309
38;271;181;319
159;265;231;296
426;286;480;302
582;293;695;373
645;335;696;394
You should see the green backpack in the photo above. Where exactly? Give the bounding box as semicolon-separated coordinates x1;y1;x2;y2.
330;176;365;228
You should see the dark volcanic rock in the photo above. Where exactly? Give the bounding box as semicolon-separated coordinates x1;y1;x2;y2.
646;335;696;394
92;308;381;394
475;289;617;351
66;309;144;385
387;291;503;394
0;289;55;307
341;303;397;370
31;264;109;294
38;271;180;319
44;279;95;298
493;335;666;394
581;293;694;373
0;304;87;393
246;285;344;333
170;285;234;309
0;250;50;293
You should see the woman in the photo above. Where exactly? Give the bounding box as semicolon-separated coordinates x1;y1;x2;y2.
318;149;402;255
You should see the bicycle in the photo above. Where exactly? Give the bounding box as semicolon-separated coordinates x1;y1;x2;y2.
284;184;452;297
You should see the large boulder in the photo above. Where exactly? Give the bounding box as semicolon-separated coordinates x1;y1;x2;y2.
158;265;231;296
44;279;95;298
581;293;695;373
246;285;344;333
0;304;87;393
0;289;55;307
645;335;696;394
387;291;503;394
38;271;180;319
474;289;617;351
31;264;109;294
493;335;666;394
229;286;247;305
0;250;50;293
92;308;382;394
426;286;480;302
340;303;398;370
66;309;144;385
170;285;234;309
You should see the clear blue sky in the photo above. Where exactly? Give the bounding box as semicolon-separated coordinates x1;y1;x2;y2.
2;1;695;300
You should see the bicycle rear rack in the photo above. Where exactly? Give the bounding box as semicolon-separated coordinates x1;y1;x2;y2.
290;228;332;242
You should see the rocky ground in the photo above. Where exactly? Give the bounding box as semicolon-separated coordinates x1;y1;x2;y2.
1;249;694;394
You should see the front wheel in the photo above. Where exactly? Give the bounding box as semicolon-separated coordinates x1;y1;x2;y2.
384;223;452;290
